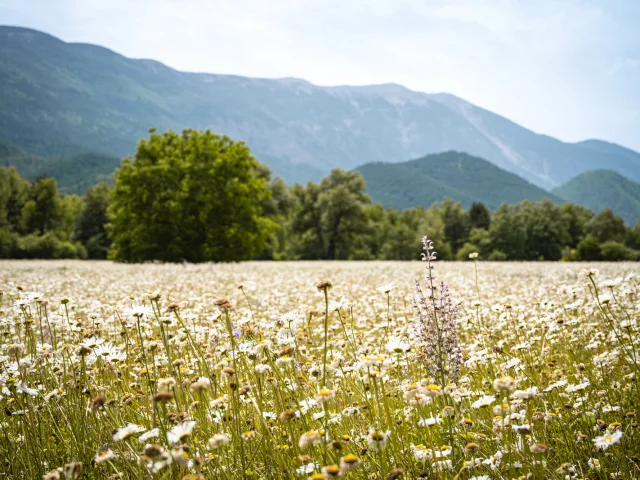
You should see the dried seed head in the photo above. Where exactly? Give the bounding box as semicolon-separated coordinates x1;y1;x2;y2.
530;443;550;454
215;298;233;312
143;444;165;459
153;392;175;404
316;280;333;291
464;442;480;454
386;468;404;480
76;345;92;357
91;394;106;411
279;409;297;422
62;462;83;479
329;440;343;451
7;344;24;358
278;346;295;357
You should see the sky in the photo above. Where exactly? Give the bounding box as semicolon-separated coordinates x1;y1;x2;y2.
2;0;639;151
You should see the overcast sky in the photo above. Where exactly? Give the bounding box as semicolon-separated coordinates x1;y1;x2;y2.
2;0;639;150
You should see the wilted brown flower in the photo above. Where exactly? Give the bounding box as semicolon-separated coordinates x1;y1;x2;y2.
215;298;233;311
386;468;403;480
91;394;106;411
316;280;333;291
153;392;175;404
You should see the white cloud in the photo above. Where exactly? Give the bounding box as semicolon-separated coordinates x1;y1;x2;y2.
608;57;640;75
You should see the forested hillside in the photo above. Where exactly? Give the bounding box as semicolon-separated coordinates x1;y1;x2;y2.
357;151;564;210
553;170;640;226
0;142;119;193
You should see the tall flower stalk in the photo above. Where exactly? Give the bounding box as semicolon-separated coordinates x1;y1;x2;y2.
412;235;463;387
316;280;333;388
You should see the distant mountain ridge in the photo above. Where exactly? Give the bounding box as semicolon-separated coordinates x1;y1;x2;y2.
357;151;564;211
553;170;640;226
2;25;640;189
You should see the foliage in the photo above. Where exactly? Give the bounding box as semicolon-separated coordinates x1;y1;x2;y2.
469;201;491;230
560;203;594;247
576;235;602;261
457;228;493;260
584;209;628;243
0;165;29;231
21;177;63;234
76;183;112;259
0;166;102;259
432;198;470;253
599;241;640;261
487;200;573;260
2;133;640;262
287;170;370;260
15;231;87;259
108;129;276;262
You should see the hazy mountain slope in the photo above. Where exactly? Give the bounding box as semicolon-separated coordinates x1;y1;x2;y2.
357;151;564;210
553;170;640;226
0;26;326;182
0;141;120;193
430;94;640;188
2;26;640;188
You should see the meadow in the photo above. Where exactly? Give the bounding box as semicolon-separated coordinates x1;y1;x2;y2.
0;245;638;479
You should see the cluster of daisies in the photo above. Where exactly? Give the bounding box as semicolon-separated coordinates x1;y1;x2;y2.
0;259;637;479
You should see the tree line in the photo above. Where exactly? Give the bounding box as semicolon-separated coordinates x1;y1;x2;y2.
2;129;639;262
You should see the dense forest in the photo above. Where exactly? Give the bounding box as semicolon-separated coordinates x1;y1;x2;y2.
2;129;640;262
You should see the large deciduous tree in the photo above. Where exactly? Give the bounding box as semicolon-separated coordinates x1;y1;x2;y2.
108;129;276;262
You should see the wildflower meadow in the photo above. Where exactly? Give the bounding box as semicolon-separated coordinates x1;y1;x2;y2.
1;239;638;479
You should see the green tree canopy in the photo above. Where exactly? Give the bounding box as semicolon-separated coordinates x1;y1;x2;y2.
584;209;627;243
432;198;470;254
289;169;370;260
469;201;491;230
108;129;276;262
560;203;594;248
21;176;63;235
0;166;29;231
76;182;112;259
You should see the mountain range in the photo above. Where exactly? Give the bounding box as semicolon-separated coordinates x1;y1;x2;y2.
3;25;640;190
2;25;640;225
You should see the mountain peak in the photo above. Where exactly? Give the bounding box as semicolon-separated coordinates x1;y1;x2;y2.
0;25;60;41
1;25;640;192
